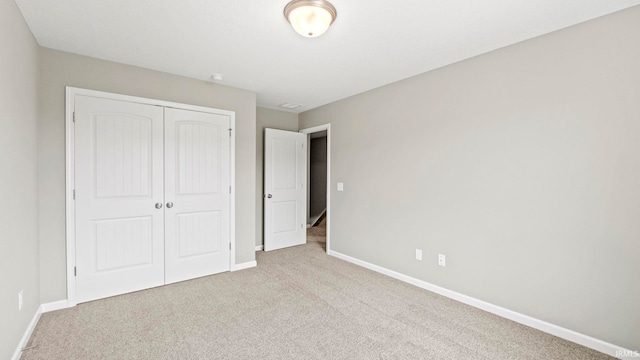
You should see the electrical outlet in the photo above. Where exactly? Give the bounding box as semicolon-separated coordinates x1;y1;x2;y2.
415;249;422;261
438;254;446;267
18;291;23;311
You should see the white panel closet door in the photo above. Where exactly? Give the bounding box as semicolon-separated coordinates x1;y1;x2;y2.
264;128;307;251
164;108;231;284
75;95;165;303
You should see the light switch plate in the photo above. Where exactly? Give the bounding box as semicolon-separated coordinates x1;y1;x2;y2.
337;182;344;191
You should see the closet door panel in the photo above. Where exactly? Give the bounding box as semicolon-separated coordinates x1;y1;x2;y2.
75;95;165;303
164;108;231;284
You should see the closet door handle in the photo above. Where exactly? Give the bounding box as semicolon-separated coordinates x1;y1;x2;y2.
166;202;174;209
155;203;163;209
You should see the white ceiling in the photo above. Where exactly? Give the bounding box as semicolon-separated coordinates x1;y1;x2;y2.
15;0;640;113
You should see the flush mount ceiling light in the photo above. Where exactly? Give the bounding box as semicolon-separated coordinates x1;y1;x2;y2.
284;0;337;38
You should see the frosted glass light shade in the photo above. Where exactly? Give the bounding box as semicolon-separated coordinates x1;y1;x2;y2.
284;0;337;38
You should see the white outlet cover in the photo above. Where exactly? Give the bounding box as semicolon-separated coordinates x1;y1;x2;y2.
337;182;344;191
438;254;446;267
416;249;422;261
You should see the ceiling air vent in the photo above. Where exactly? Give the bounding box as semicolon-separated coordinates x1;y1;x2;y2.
279;102;302;110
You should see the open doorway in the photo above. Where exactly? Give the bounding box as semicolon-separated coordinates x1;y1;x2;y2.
307;130;327;246
309;131;327;226
300;124;331;252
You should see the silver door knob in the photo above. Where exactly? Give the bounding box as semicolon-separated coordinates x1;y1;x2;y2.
155;202;163;209
166;202;174;208
267;194;272;198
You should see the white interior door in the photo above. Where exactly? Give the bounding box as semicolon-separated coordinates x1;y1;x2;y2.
164;108;231;284
264;129;307;251
75;95;165;303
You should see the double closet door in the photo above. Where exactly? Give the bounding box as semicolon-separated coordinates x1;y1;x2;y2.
74;95;230;303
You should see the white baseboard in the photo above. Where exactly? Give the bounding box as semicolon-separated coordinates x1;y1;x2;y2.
41;299;69;313
231;260;257;272
255;245;264;251
327;249;633;359
11;305;42;360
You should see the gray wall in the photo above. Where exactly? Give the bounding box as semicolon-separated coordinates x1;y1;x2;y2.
299;6;640;350
0;1;40;359
38;48;257;303
255;107;298;247
310;136;327;218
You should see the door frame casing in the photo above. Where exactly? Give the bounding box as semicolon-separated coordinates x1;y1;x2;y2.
299;124;331;253
65;86;236;307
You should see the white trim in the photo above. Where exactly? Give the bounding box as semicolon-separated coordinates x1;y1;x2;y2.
328;249;633;359
41;300;70;313
66;87;237;115
299;124;331;253
299;124;330;135
65;87;76;306
255;245;264;251
229;114;237;271
65;86;236;306
11;305;42;360
230;261;257;271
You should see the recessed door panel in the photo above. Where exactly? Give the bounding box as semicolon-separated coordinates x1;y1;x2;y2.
273;139;297;190
94;115;152;198
176;211;221;258
94;216;153;271
272;201;297;234
177;123;220;195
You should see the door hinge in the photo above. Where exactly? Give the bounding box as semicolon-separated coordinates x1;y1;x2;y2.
73;189;76;200
73;112;76;123
229;186;231;194
229;128;232;137
229;243;231;250
74;266;77;276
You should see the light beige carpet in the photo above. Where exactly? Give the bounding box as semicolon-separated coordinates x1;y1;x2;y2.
22;240;611;359
307;216;326;243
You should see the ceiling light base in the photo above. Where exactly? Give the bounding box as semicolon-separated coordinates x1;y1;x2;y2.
284;0;337;38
